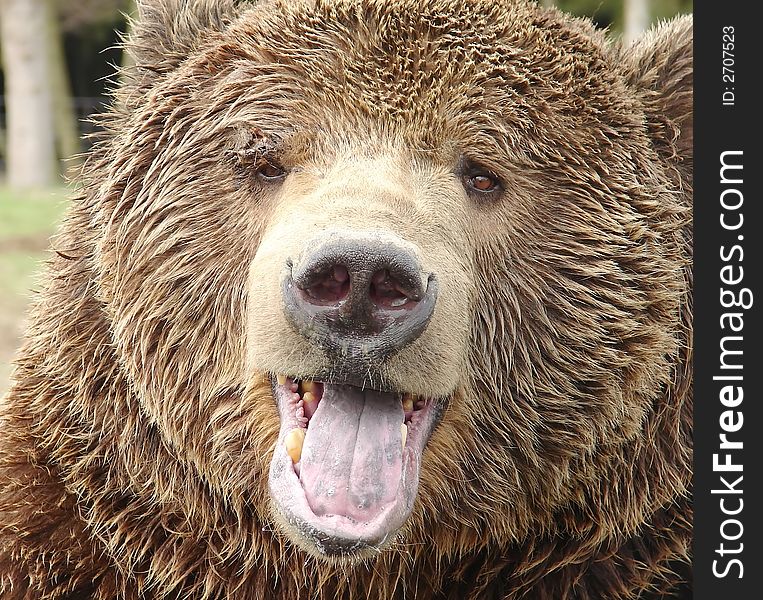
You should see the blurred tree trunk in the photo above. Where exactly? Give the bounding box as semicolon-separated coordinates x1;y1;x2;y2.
47;2;81;173
624;0;650;46
0;0;57;188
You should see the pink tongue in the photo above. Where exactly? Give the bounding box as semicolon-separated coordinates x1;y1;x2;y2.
298;385;404;523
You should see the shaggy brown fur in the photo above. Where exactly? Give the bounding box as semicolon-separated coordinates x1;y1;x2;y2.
0;0;692;598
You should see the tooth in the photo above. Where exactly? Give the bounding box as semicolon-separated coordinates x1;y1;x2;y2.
402;394;414;413
303;391;319;419
401;423;408;451
285;428;306;464
276;374;287;385
302;380;316;392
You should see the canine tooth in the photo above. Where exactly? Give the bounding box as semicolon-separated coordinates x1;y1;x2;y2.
401;423;408;451
285;428;306;464
402;394;414;413
276;374;287;385
303;391;316;405
302;380;316;392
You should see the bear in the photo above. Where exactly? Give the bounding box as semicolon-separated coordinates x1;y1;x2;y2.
0;0;692;598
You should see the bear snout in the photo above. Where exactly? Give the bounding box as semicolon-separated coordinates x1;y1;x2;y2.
282;233;438;363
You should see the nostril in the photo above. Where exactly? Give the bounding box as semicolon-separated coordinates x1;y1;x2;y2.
333;265;349;284
303;265;351;305
370;269;420;309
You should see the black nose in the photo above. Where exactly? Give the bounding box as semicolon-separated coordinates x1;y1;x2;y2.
282;237;437;361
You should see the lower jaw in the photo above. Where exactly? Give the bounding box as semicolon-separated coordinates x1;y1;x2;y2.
268;484;414;558
267;375;440;557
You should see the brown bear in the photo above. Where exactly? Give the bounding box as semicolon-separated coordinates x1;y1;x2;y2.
0;0;692;598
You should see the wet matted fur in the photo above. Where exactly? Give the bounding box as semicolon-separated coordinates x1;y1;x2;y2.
0;0;692;598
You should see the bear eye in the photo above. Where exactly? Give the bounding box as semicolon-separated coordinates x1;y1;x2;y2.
469;174;499;192
255;160;287;182
462;164;502;196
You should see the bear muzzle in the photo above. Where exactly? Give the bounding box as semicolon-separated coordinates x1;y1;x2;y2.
257;231;453;556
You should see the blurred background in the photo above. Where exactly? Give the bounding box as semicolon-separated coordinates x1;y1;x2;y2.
0;0;692;397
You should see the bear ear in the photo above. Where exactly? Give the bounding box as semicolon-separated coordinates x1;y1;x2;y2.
618;15;693;182
126;0;249;77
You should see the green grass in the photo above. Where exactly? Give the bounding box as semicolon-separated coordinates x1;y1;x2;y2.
0;252;50;297
1;186;70;397
0;185;69;298
0;186;70;238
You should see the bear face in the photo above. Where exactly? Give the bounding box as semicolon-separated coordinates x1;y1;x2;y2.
0;0;692;597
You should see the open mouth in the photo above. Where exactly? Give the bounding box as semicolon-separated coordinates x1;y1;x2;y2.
267;374;441;557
